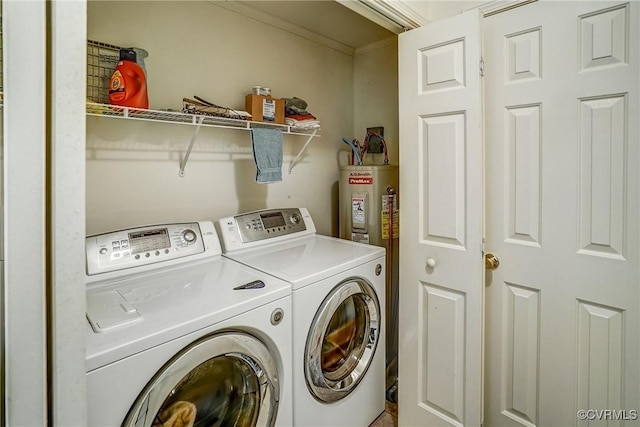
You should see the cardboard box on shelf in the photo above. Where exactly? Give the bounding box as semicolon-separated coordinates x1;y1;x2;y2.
245;94;285;124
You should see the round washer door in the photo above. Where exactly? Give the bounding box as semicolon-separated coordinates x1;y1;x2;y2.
124;331;279;427
304;277;381;403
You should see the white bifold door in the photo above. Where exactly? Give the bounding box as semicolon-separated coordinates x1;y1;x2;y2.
483;2;639;426
398;9;484;427
399;2;639;426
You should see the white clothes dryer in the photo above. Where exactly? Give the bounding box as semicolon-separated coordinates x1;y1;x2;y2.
85;221;292;427
217;208;386;427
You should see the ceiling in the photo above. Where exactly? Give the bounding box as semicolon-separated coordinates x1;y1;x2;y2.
235;1;397;49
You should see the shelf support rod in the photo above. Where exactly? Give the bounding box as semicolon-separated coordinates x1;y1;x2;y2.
179;115;205;177
288;128;318;174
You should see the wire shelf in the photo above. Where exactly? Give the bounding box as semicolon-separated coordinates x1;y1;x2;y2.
86;102;320;176
86;102;320;135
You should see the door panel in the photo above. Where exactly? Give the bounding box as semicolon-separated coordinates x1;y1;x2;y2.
399;10;483;426
578;94;627;259
421;113;467;249
484;2;639;426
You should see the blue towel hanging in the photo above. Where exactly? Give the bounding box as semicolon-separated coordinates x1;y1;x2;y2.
251;127;283;183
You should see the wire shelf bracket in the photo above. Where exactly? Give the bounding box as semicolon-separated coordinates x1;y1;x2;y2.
179;115;205;177
289;128;318;174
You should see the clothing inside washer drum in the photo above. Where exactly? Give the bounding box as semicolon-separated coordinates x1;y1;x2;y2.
304;276;380;403
151;356;260;427
125;330;280;427
321;295;370;380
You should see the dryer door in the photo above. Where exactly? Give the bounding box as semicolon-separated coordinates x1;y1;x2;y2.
305;277;381;402
124;331;279;427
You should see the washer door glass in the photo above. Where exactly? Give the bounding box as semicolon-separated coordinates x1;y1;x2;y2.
305;278;380;403
154;356;259;426
124;332;279;427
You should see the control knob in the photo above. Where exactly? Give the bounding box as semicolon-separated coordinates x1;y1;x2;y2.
182;229;197;244
289;212;301;225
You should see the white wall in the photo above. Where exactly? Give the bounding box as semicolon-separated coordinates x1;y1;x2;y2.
353;38;399;167
86;1;355;237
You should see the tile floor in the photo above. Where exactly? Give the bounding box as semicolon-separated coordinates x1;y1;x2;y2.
369;401;398;427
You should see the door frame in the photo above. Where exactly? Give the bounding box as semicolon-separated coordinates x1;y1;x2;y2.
3;1;48;424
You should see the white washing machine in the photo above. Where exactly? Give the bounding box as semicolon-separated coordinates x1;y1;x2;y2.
216;208;386;426
85;221;292;427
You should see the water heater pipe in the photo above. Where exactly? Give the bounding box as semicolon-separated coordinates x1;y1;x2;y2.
385;185;399;402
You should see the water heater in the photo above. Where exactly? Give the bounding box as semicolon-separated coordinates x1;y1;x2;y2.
339;164;399;401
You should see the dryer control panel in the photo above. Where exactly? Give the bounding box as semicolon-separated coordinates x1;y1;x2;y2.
86;221;220;280
217;207;316;252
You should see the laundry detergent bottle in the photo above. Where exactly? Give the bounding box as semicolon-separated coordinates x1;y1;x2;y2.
109;48;149;109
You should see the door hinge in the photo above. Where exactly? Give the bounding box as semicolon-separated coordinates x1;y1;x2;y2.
480;57;485;76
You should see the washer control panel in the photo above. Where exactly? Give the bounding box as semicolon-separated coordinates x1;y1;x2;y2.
216;208;316;253
237;208;306;242
86;221;219;278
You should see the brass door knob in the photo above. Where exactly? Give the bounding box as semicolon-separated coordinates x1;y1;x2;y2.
485;253;500;270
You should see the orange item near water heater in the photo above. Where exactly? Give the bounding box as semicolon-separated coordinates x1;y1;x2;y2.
109;49;148;109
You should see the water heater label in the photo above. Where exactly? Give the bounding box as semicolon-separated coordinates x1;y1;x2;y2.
352;232;370;244
348;172;373;185
352;197;366;225
381;209;400;239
